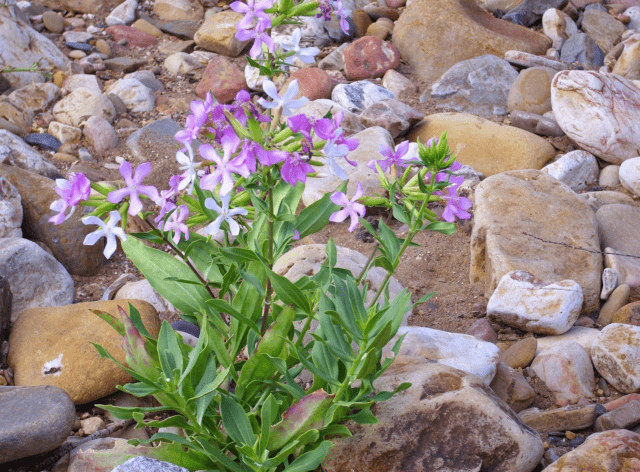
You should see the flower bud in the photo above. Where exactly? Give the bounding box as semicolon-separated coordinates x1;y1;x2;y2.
119;306;159;379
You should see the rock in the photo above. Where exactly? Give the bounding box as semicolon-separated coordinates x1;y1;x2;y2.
0;385;75;463
383;326;501;384
595;399;640;431
53;88;116;127
541;430;640;471
465;318;499;343
409;113;556;177
49;122;83;145
612;300;640;325
301;126;393;206
154;0;203;22
8;83;61;116
105;78;155;112
620;157;640;197
508;67;556;115
596;204;640;298
490;362;536;412
115;279;178;316
79;416;106;436
0;276;9;343
0;99;33;136
392;0;551;85
598;283;631;325
352;9;372;37
164;52;204;76
318;43;347;71
322;362;544;472
542;8;579;41
0;238;74;322
470;170;602;313
560;33;605;68
505;49;569;70
105;25;158;48
581;9;626;54
194;11;249;57
427;54;519;117
132;18;163;38
501;0;567;27
42;10;65;33
0;163;105;277
579;190;637;213
106;0;137;26
541;150;599;191
0;176;22;238
112;456;189;472
126;118;187;161
535;326;600;356
155;20;199;40
126;70;164;93
343;36;400;80
612;34;640;80
366;22;390;39
284;68;333;101
33;0;121;14
510;110;565;137
61;74;103;95
103;56;146;74
8;300;160;404
0;131;60;179
592;323;640;393
551;70;640;163
488;270;583;335
63;31;93;44
295;99;364;137
83;115;118;155
502;337;537;368
601;267;619;300
196;56;247;103
24;133;61;153
519;404;597;432
331;80;395;113
382;69;417;96
359;99;424;138
531;341;595;405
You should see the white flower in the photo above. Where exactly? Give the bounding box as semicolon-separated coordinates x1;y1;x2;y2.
176;143;197;195
204;193;248;236
323;138;350;180
82;211;127;259
281;28;321;65
258;79;309;116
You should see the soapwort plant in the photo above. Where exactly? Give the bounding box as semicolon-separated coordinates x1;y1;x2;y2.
48;1;471;471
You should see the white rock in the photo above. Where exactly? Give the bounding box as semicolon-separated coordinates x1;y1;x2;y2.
61;74;103;95
541;150;599;191
626;6;640;30
8;83;61;115
114;279;178;315
551;70;640;164
0;130;60;178
383;326;501;384
535;326;601;356
48;122;82;145
0;238;74;322
592;323;640;393
542;8;579;42
531;341;595;405
0;177;22;238
487;270;583;335
331;80;396;113
301;126;393;206
619;156;640;197
244;63;287;92
599;164;621;187
106;0;137;26
382;69;417;96
601;267;619;299
53;89;116;126
164;52;204;76
105;78;155;113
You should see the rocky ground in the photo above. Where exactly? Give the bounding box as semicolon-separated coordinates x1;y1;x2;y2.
3;0;640;470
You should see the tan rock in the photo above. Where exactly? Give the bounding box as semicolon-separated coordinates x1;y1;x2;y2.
502;337;537;368
0;100;33;136
613;34;640;80
132;19;163;38
581;9;626;54
470;170;602;313
508;67;556;115
194;11;249;57
153;0;204;22
52;89;116;127
8;300;160;404
392;0;551;85
519;404;597;432
365;22;389;40
598;283;631;325
408;113;556;177
592;323;640;393
612;300;640;325
490;362;535;412
32;0;121;14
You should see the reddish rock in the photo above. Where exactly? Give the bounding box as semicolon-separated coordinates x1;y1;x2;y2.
105;25;158;48
286;68;333;101
196;56;247;103
343;36;400;80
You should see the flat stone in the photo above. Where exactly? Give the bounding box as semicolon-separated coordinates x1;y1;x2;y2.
592;323;640;393
359;99;424;138
598;283;631;325
53;88;116;127
105;78;155;112
0;385;75;463
505;49;569;70
125;118;190;161
470;170;602;313
465;318;499;343
8;300;160;404
541;150;600;191
196;55;247;103
42;10;65;33
542;8;579;41
61;74;103;95
285;67;333;101
105;25;158;47
104;56;147;73
32;0;121;14
132;19;163;38
331;80;396;113
535;326;600;356
579;190;638;213
502;0;567;27
581;9;626;54
8;83;61;116
153;0;203;22
595;399;640;431
409;113;556;177
0;130;61;181
155;20;200;40
612;34;640;81
0;100;33;136
164;52;204;75
115;279;178;316
490;362;535;412
519;404;597;432
382;69;418;96
106;0;137;26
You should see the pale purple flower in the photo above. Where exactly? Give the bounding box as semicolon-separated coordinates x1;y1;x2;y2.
175;99;209;147
258;79;308;116
323;131;356;180
329;182;366;232
155;175;180;224
164;205;190;244
281;28;320;65
199;132;249;196
204;193;248;236
82;211;127;259
49;172;91;225
108;161;160;216
288;114;313;142
367;141;417;174
176;143;197;194
236;22;275;58
231;0;272;30
262;150;315;185
334;0;351;34
440;187;472;222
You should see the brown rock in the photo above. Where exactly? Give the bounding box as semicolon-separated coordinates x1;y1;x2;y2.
365;22;390;40
518;404;597;432
490;362;536;412
105;25;158;48
132;19;163;38
363;3;400;21
8;300;160;404
0;100;32;136
392;0;552;85
612;300;640;325
194;11;249;57
153;0;204;22
343;36;400;80
581;9;626;54
508;67;556;115
598;283;631;325
360;99;424;138
465;318;499;343
196;56;247;103
42;11;65;34
594;399;640;431
352;9;372;38
502;337;537;368
33;0;121;14
285;67;333;101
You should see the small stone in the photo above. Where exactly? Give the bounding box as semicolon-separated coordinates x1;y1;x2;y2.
104;56;147;73
83;115;118;155
535;326;600;357
465;318;499;343
132;18;163;38
105;78;155;112
69;50;87;59
365;22;389;39
505;50;569;70
194;11;249;56
106;0;137;26
343;36;400;80
541;150;600;191
382;69;417;96
42;11;65;34
112;456;189;472
508;67;556;115
561;33;605;68
80;416;106;436
283;68;333;101
53;89;116;127
601;268;619;299
196;55;246;102
519;404;597;432
592;323;640;393
352;9;372;37
598;283;631;325
490;362;536;412
23;133;61;152
594;399;640;431
331;80;395;113
620;157;640;197
502;337;537;368
164;52;204;75
153;0;203;22
581;9;627;54
105;25;158;47
95;39;112;57
612;300;640;325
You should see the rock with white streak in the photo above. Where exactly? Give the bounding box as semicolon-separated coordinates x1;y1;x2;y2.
531;341;595;406
0;177;22;238
0;130;60;179
551;70;640;164
105;78;155;112
592;323;640;393
383;326;501;384
541;150;599;191
620;157;640;197
487;270;583;335
601;268;619;299
106;0;137;26
331;80;396;113
542;8;579;42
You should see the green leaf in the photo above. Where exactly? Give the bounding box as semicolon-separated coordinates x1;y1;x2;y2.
377;220;400;263
321;424;352;438
220;395;255;446
416;291;436;305
349;408;379;424
265;268;311;314
425;220;457;235
205;299;261;336
219;247;261;263
120;382;159;397
91;310;125;337
96;404;176;421
295;182;346;239
157;321;184;379
285;441;333;472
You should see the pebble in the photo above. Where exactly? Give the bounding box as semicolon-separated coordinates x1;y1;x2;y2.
502;337;537;368
343;36;400;80
601;267;619;299
508;66;556;115
106;0;138;26
541;150;599;191
112;456;190;472
23;133;62;152
53;88;116;127
490;362;536;412
612;299;640;325
519;404;598;432
599;164;621;186
105;78;155;112
594;399;640;431
196;55;247;102
83;115;118;155
620;157;640;197
42;10;65;34
598;283;631;325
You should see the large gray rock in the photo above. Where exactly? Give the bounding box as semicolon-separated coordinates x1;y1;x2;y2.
470;170;602;314
126;118;193;161
0;130;60;179
0;238;74;322
322;362;544;472
427;54;519;117
0;385;75;463
112;456;189;472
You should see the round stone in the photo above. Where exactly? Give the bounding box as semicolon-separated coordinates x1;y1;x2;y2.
508;67;556;115
42;11;65;34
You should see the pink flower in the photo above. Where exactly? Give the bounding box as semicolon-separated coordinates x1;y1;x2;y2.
329;182;366;232
108;161;160;216
440;187;472;222
49;172;91;225
199;131;249;196
263;150;315;186
367;141;416;174
164;205;190;244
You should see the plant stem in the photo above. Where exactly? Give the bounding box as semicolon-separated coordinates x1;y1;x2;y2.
260;175;276;336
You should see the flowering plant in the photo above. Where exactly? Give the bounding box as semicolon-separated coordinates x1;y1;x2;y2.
49;1;471;471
